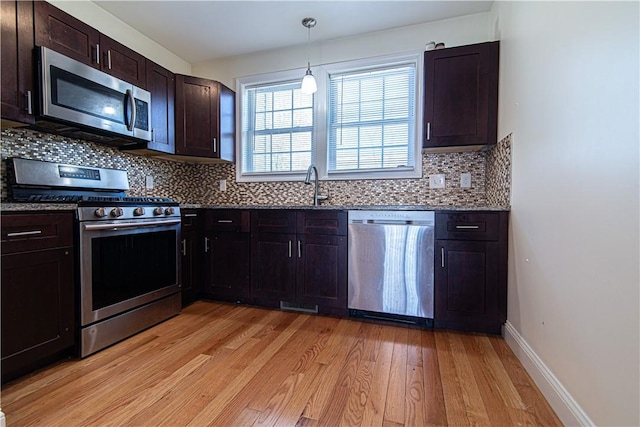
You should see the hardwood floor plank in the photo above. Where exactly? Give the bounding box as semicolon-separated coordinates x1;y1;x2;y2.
447;331;492;426
435;330;469;426
405;365;426;427
186;313;310;426
316;322;368;426
383;327;408;425
488;335;563;426
421;330;448;427
339;360;374;427
1;302;562;427
302;319;362;419
360;325;395;427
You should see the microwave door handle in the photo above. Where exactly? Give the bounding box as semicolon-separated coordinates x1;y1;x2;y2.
125;89;135;131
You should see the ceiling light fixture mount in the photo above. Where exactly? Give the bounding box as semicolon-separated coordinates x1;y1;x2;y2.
301;17;317;95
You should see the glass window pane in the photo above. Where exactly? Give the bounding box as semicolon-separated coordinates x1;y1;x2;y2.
293;108;313;127
335;149;359;170
273;90;292;110
272;134;291;153
292;131;312;152
292;152;312;170
273;110;292;128
272;153;291;171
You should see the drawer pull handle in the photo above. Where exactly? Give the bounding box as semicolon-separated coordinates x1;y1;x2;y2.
455;225;480;229
204;237;210;253
288;240;292;258
298;240;302;258
441;247;445;268
7;230;42;237
181;239;187;256
217;220;233;223
184;214;198;218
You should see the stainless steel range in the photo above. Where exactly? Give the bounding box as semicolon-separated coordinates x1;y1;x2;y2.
8;158;181;357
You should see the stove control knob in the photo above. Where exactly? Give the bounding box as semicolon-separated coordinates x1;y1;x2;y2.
133;207;145;216
165;207;175;215
153;207;164;216
110;207;124;218
94;207;107;218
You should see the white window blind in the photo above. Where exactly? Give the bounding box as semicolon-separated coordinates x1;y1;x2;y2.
242;81;314;174
328;64;416;172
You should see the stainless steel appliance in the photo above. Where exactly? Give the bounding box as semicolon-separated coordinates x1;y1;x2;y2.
35;46;151;144
8;158;181;357
348;210;435;326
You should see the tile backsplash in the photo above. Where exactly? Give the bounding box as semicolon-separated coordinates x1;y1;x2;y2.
1;128;510;207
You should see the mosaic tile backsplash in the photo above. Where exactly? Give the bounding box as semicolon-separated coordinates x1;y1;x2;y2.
1;128;510;207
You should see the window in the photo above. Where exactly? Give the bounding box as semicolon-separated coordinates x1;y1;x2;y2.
237;53;422;182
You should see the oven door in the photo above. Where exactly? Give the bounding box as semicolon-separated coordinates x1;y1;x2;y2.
79;218;181;327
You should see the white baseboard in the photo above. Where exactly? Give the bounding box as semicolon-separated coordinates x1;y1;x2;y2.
503;321;594;427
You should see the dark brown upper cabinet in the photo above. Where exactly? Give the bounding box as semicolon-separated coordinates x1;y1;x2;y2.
34;1;146;88
145;60;175;154
1;0;35;125
175;75;235;161
423;41;499;148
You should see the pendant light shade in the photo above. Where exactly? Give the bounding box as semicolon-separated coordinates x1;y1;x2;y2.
301;18;317;95
301;65;317;94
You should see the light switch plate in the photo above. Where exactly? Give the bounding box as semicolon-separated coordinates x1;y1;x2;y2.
219;179;226;191
145;175;154;190
429;174;445;189
460;172;472;188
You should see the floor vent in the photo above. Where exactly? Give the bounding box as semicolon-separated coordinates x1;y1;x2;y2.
280;301;318;314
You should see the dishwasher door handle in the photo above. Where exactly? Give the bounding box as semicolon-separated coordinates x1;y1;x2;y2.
441;247;445;268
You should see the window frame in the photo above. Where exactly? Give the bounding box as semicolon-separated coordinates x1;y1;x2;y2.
236;51;423;183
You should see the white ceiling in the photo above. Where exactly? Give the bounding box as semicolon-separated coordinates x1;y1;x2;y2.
92;1;493;64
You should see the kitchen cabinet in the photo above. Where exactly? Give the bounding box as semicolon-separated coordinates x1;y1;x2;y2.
434;211;508;334
145;60;175;154
203;210;251;303
175;75;235;161
423;41;499;148
1;0;35;125
251;210;348;316
181;209;202;306
1;212;75;383
34;1;146;88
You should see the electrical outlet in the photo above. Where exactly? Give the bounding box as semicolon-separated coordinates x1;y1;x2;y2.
429;174;445;189
219;179;226;191
460;172;472;188
145;175;154;190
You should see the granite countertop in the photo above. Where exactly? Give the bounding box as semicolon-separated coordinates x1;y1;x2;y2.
1;202;510;212
181;204;511;211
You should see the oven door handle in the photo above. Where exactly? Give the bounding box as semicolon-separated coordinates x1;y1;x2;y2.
83;219;181;231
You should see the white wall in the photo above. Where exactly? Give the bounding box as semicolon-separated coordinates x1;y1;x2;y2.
494;2;639;426
47;0;191;74
192;12;494;88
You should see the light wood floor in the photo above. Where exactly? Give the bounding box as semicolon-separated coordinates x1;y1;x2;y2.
1;301;562;426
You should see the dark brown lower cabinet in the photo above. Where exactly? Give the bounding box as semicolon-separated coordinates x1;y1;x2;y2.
1;212;75;383
434;211;508;334
251;210;348;316
202;210;251;303
204;231;251;303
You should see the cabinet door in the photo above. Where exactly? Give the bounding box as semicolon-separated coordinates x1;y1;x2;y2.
1;247;74;383
424;41;499;148
217;83;235;162
146;60;175;154
297;234;347;314
1;0;35;125
434;240;501;334
99;34;146;88
34;0;99;67
204;231;250;303
175;75;218;157
181;231;201;307
250;233;296;307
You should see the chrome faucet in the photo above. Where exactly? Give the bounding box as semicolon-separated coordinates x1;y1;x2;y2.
304;165;328;206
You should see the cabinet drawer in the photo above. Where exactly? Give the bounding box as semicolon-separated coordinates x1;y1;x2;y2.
181;209;202;231
297;210;347;236
206;210;250;232
251;210;297;234
435;212;500;241
1;213;74;254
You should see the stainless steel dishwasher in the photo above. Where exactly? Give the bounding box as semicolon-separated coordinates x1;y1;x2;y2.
348;210;435;326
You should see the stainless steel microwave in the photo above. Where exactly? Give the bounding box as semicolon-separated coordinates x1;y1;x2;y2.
37;46;151;142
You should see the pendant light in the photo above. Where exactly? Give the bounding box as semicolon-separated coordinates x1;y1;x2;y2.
301;17;317;95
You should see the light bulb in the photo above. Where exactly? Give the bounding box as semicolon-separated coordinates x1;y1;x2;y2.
301;68;317;94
